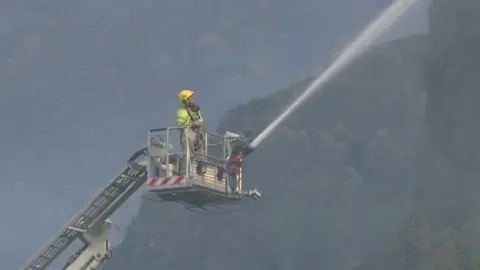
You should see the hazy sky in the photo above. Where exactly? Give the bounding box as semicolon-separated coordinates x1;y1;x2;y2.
2;1;429;268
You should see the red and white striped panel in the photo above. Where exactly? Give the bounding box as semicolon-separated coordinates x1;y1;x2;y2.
147;176;185;187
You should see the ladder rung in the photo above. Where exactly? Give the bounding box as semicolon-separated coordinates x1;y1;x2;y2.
91;200;107;208
39;254;52;259
51;240;68;248
99;192;114;199
110;183;125;188
46;245;61;250
68;226;87;233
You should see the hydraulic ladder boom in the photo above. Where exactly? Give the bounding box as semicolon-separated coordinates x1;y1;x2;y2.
22;148;148;270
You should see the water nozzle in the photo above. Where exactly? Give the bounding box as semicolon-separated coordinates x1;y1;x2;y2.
242;144;255;157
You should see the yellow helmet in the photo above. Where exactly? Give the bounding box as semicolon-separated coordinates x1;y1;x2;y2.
178;89;194;103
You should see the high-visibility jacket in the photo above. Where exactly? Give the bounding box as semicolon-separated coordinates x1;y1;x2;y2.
176;107;203;128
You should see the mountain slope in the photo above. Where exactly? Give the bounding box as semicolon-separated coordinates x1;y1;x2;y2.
355;1;480;269
106;33;428;270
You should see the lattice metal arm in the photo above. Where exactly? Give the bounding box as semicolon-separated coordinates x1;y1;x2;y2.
22;149;148;270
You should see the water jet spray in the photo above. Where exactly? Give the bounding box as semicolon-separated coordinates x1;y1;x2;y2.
250;0;423;150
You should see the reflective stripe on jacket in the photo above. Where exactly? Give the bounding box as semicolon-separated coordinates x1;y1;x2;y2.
176;107;203;127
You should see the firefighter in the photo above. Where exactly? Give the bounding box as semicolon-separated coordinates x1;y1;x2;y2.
175;89;206;164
